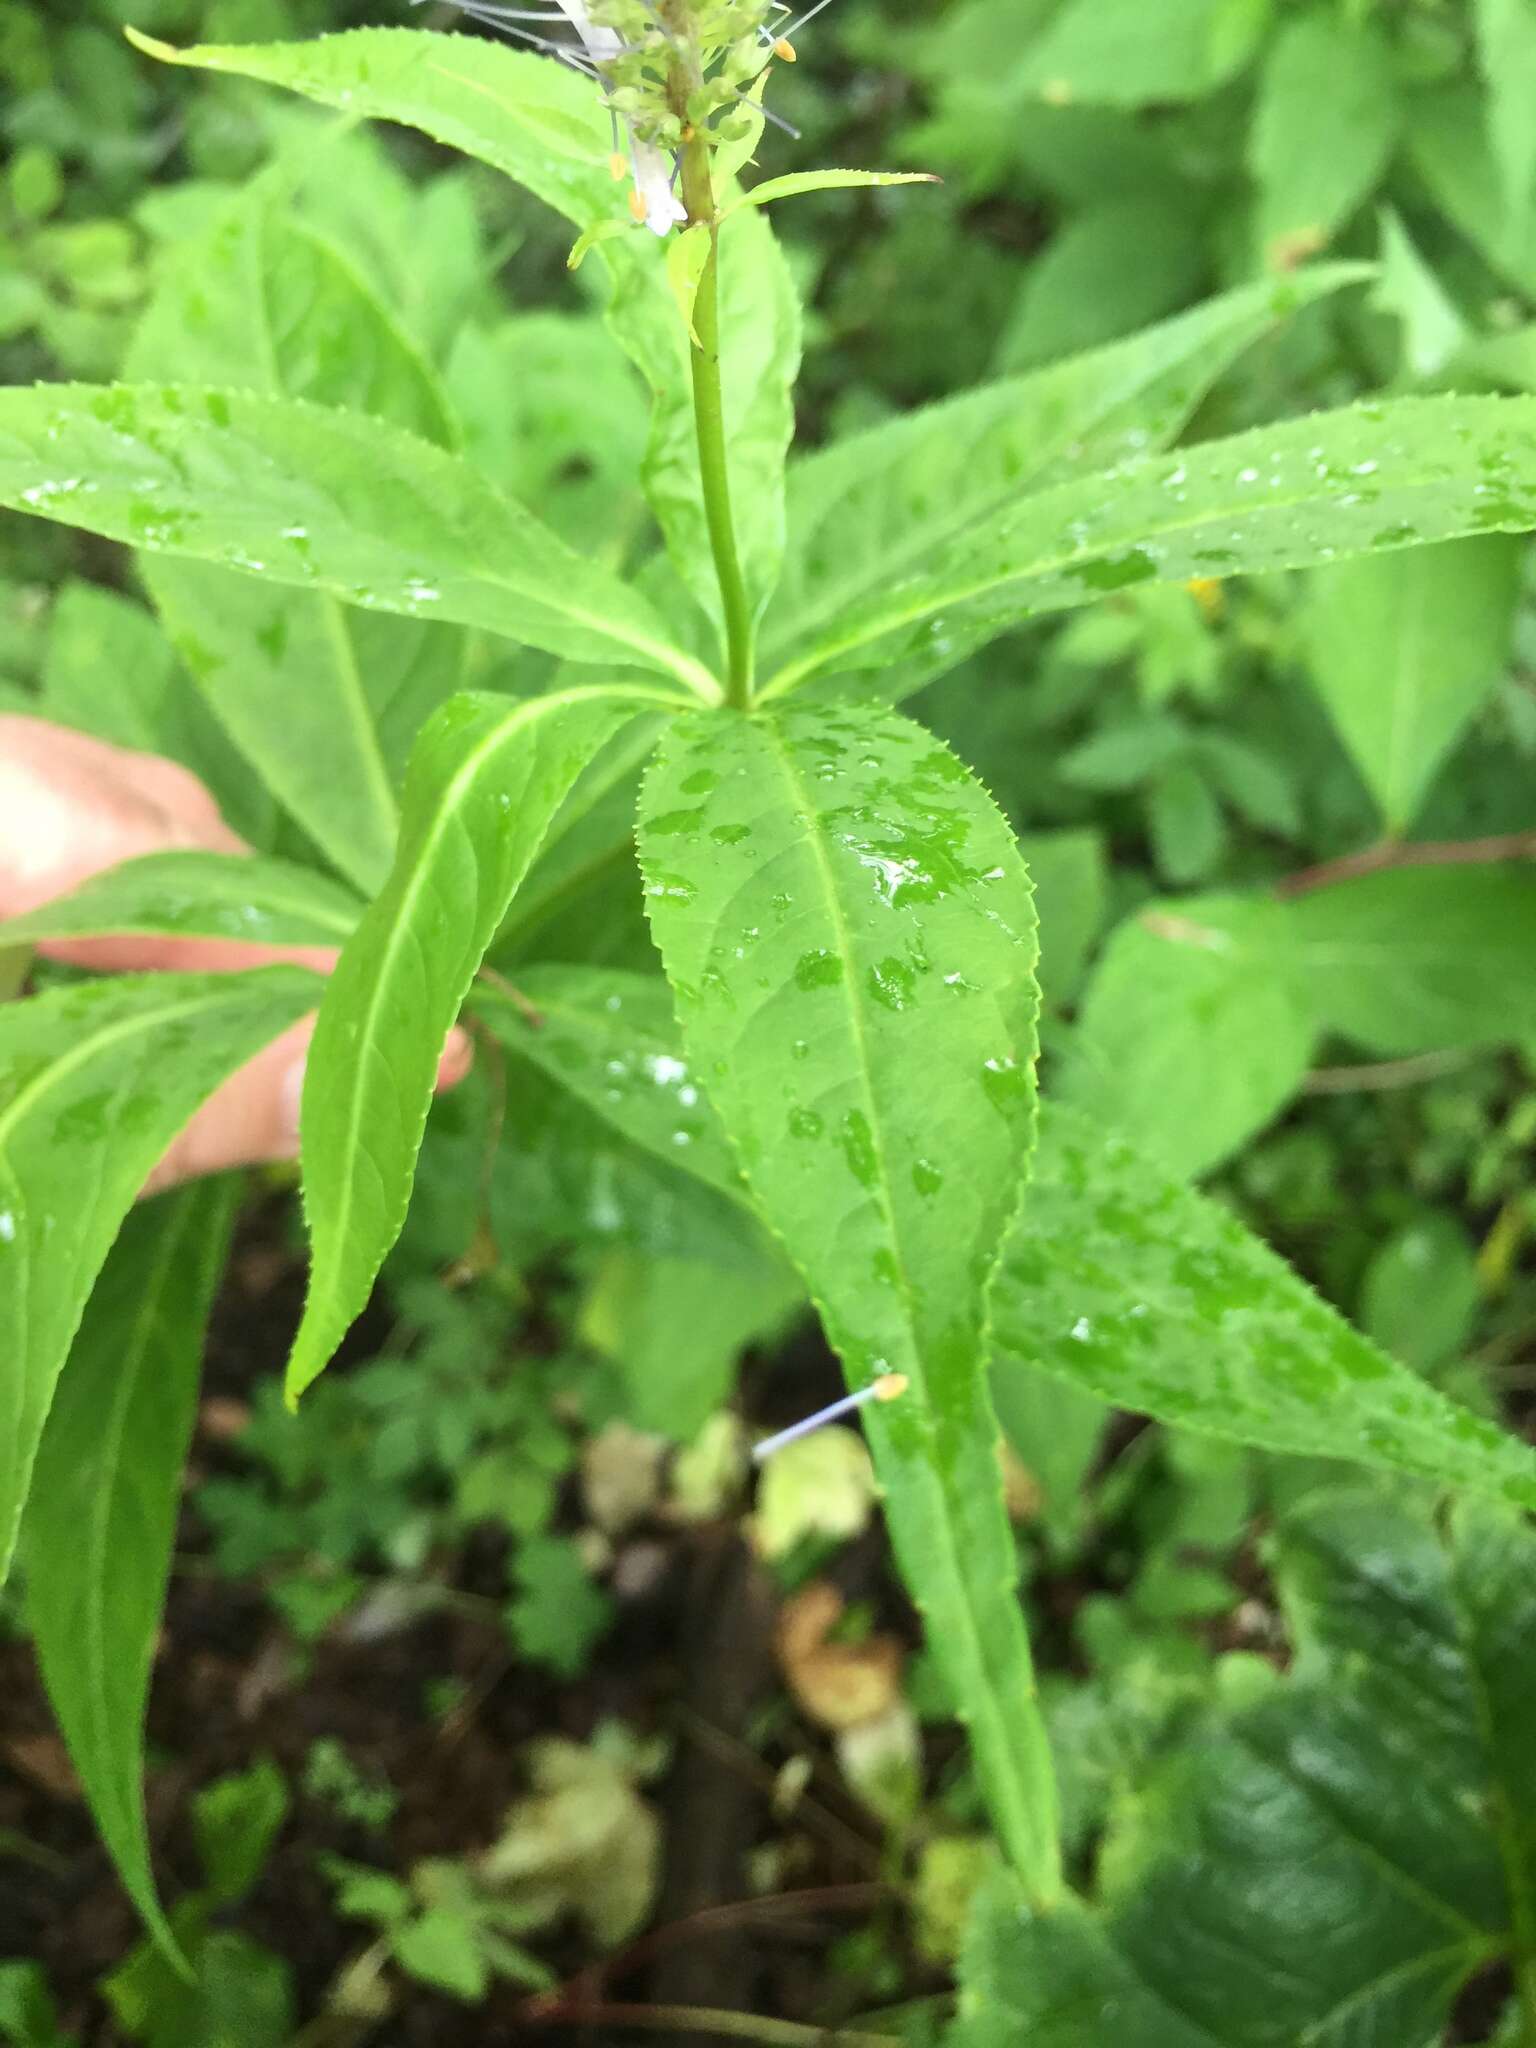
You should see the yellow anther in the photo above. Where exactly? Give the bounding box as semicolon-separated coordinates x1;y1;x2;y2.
872;1373;909;1403
1186;577;1223;620
609;151;628;182
773;35;797;59
629;185;649;221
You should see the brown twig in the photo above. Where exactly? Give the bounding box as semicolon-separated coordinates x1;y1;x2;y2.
475;962;546;1028
544;1884;891;2014
1276;831;1536;901
519;1999;894;2046
1301;1048;1481;1094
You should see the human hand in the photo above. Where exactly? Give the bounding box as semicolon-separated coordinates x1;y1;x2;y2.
0;716;471;1193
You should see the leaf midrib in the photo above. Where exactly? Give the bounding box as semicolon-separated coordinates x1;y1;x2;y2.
763;715;1032;1855
293;688;653;1380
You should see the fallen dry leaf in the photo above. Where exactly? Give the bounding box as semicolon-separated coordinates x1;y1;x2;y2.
774;1580;902;1731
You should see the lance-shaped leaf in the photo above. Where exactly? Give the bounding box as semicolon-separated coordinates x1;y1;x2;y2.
287;689;659;1402
0;967;320;1580
638;701;1059;1898
0;385;718;702
125;188;463;893
23;1182;237;1956
761;266;1370;691
0;851;362;954
125;26;617;226
127;25;799;647
760;393;1536;699
989;1106;1536;1512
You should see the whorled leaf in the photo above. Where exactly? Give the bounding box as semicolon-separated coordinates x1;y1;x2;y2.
23;1182;238;1955
0;851;362;953
127;25;801;651
0;384;718;702
287;689;660;1402
637;699;1060;1899
989;1106;1536;1513
0;967;321;1580
760;393;1536;699
761;266;1370;696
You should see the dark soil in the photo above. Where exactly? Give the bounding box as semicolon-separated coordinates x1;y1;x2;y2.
0;1203;902;2046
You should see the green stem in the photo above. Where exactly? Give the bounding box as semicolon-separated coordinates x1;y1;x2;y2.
680;135;755;710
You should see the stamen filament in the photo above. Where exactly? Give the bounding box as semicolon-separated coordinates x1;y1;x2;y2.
751;1374;909;1463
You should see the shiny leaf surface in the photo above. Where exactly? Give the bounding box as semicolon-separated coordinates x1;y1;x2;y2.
761;394;1536;699
0;384;717;702
288;689;655;1401
989;1106;1536;1511
475;965;742;1200
763;267;1368;694
952;1490;1536;2044
638;700;1059;1895
0;967;320;1579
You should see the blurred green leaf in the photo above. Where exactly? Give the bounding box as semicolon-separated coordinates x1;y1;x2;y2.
23;1186;235;1956
1301;537;1521;833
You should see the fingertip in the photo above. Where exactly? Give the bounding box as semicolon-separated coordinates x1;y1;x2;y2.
437;1026;474;1093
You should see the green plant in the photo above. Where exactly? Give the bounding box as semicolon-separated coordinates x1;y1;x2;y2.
2;0;1536;2038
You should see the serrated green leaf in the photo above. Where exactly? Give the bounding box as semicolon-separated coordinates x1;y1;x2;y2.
0;967;320;1580
124;26;615;228
1302;537;1520;832
637;700;1059;1899
287;690;656;1402
124;186;463;892
0;385;718;704
761;394;1536;700
22;1183;235;1959
0;851;362;953
763;267;1369;698
989;1105;1536;1512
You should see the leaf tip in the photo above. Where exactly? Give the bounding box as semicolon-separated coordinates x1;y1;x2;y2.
123;25;184;62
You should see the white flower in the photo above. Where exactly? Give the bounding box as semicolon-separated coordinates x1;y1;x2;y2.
549;0;623;62
550;0;686;236
625;136;688;235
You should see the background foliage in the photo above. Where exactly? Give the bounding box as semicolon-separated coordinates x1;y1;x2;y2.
3;0;1536;2042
